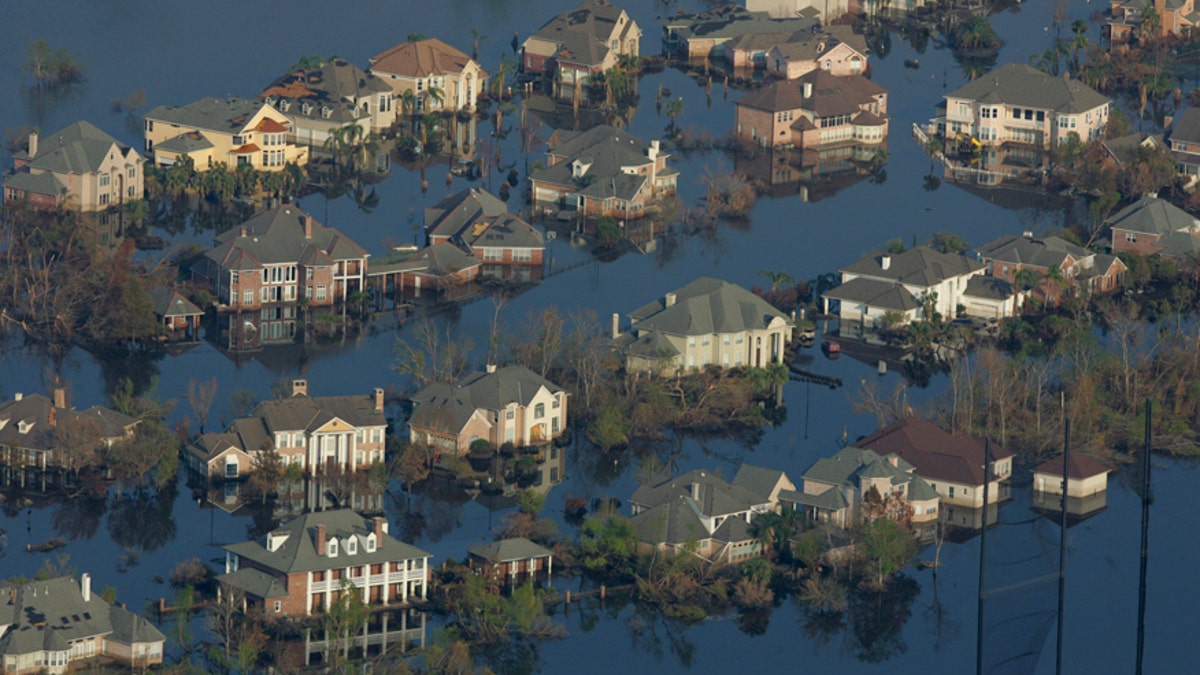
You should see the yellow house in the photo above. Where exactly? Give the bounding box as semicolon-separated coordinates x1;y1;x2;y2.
143;97;308;171
369;38;488;112
4;121;144;212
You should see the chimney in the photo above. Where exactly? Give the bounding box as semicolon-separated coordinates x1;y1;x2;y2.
53;387;66;410
486;364;497;374
881;255;891;270
611;312;620;339
239;226;248;237
372;516;385;541
1165;114;1175;130
665;292;676;307
81;573;91;602
803;81;813;99
1022;230;1034;239
13;393;22;401
304;214;313;239
647;139;660;160
315;524;327;556
28;131;38;158
291;379;308;397
373;387;384;413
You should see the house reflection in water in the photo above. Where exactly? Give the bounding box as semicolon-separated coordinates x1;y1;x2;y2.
215;305;304;353
297;608;426;669
734;142;884;203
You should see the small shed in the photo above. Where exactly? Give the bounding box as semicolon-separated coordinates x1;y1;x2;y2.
1033;453;1110;497
151;287;204;334
467;537;553;579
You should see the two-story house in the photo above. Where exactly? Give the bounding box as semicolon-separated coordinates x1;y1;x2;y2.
192;204;368;311
261;58;395;147
0;389;139;473
823;246;988;328
614;277;794;373
185;379;387;479
788;445;940;529
144;97;307;171
529;124;676;219
0;574;165;674
855;417;1014;508
407;365;568;453
933;63;1110;151
1167;107;1200;180
1107;195;1200;258
662;5;817;61
976;232;1126;307
4;121;144;211
425;188;545;271
1108;0;1200;43
369;38;487;112
220;510;431;615
628;469;771;563
765;26;869;80
522;0;641;99
735;70;888;150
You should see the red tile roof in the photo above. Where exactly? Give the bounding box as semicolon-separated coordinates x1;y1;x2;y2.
232;143;261;154
1035;453;1110;480
855;417;1012;487
255;117;289;133
370;38;475;78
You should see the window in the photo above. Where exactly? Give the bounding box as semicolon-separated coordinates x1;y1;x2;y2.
506;408;514;420
316;285;327;301
535;403;545;419
948;486;955;498
1011;107;1021;119
1125;231;1137;243
483;248;503;261
346;537;357;554
274;601;282;612
100;174;110;186
552;416;559;433
225;458;239;478
367;535;376;552
243;289;254;305
100;193;109;205
723;335;730;345
514;249;532;262
552;396;560;409
328;538;338;556
687;337;696;347
129;167;137;178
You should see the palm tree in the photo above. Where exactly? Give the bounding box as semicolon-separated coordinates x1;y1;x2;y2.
469;27;487;61
425;86;446;112
1069;19;1089;71
492;56;515;99
1140;7;1162;42
1140;71;1174;120
664;97;684;137
398;89;419;134
953;17;1002;52
758;270;795;293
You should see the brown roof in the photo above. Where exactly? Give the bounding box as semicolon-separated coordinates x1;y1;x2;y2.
1035;453;1110;479
854;417;1013;487
370;38;477;78
255;117;289;133
736;70;885;117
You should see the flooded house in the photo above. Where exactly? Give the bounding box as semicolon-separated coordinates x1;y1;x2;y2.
734;70;888;150
975;232;1125;308
4;121;144;212
521;0;641;99
261;58;395;147
1105;195;1200;259
787;445;940;529
662;5;817;62
143;97;307;170
369;38;487;113
0;388;138;476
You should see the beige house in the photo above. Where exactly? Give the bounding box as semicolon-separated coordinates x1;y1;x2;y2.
407;365;569;453
932;63;1110;151
1034;453;1110;498
734;70;888;150
0;389;139;473
522;0;640;98
789;445;940;530
615;277;794;373
261;58;395;147
144;97;308;171
185;379;388;479
4;121;144;212
369;38;487;112
766;26;868;79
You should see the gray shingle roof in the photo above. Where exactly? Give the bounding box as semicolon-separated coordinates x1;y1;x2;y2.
840;245;984;286
666;5;817;42
1102;132;1163;165
147;97;271;133
527;0;634;67
217;568;289;600
737;70;885;118
155;131;215;154
409;366;564;434
0;393;137;453
261;59;391;126
963;275;1015;301
468;537;553;563
976;234;1088;270
254;391;385;435
823;277;919;310
223;509;431;576
1155;231;1200;258
1105;196;1199;236
531;124;669;201
426;188;544;250
150;287;203;318
630;469;766;517
779;486;849;511
1171;107;1200;144
2;170;64;196
206;205;368;269
23;121;137;175
629;277;792;336
945;63;1109;114
731;464;790;502
630;495;711;546
107;605;166;645
801;446;910;489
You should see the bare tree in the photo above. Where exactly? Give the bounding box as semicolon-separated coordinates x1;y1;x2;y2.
394;318;474;387
186;377;218;433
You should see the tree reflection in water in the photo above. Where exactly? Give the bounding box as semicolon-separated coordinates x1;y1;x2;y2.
106;481;178;554
849;574;921;663
52;492;107;541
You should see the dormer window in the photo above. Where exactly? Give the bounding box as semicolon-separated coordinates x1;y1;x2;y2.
321;106;333;119
18;420;33;434
328;537;339;557
301;102;314;115
279;99;292;112
346;537;357;554
366;534;377;552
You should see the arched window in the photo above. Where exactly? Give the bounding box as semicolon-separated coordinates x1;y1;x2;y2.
535;403;545;419
328;538;339;557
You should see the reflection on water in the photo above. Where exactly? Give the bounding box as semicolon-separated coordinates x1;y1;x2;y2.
296;608;426;669
735;142;887;203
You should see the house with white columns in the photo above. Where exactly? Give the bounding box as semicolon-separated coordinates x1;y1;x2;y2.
219;509;432;616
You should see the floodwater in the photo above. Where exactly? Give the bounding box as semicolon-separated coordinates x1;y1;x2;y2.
0;1;1193;673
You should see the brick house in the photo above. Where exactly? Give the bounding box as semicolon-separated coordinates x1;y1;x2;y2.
4;121;144;212
185;379;387;479
192;204;368;312
0;574;165;674
408;365;569;454
529;124;676;219
467;538;554;580
0;389;138;473
1108;0;1200;43
522;0;641;98
426;188;544;269
1168;108;1200;180
1106;195;1200;257
220;509;432;616
735;70;888;150
976;232;1125;307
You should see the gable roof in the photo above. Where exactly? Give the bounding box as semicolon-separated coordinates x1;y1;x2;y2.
963;275;1015;301
146;97;276;134
155;131;215;155
1170;107;1200;144
945;63;1109;114
223;509;430;576
630;469;767;518
21;121;138;176
840;245;984;286
630;495;712;545
731;464;792;502
629;277;792;336
530;124;671;200
801;445;912;489
1105;196;1198;236
854;417;1013;486
409;366;564;433
426;188;544;250
261;59;391;125
1103;132;1164;165
468;537;553;563
770;26;867;60
0;393;137;452
527;0;635;67
1034;452;1111;480
976;234;1089;269
370;38;480;78
2;170;65;197
206;204;368;269
665;5;818;42
737;70;885;117
150;287;203;318
254;391;384;434
823;276;920;310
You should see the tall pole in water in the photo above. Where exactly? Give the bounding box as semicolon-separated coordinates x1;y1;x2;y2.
1136;399;1151;675
1056;418;1070;675
976;438;990;675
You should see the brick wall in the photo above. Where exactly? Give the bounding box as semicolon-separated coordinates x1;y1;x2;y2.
1111;230;1163;256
